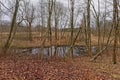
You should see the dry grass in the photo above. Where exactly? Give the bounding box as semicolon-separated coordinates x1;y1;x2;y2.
0;32;120;49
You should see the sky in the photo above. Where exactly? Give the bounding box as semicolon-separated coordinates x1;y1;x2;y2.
30;0;68;4
0;0;112;23
29;0;113;27
29;0;105;11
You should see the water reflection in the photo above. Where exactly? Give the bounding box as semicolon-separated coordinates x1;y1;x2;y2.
12;45;97;57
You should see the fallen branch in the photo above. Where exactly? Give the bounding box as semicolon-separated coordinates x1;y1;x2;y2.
90;38;114;61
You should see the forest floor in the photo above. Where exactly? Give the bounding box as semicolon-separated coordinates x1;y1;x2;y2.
0;32;120;80
0;50;120;80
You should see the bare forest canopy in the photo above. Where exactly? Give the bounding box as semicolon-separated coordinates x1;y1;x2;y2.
0;0;115;28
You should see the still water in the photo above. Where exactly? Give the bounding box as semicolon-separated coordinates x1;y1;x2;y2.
12;45;97;57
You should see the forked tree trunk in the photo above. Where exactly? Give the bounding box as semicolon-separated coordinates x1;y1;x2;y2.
47;0;53;57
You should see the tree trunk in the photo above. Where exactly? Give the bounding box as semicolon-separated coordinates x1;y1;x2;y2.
3;0;19;53
97;0;101;51
70;0;74;57
28;22;32;41
113;0;118;64
54;0;58;57
47;0;53;57
86;0;92;56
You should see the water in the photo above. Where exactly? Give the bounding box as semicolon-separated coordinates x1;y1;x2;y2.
12;45;97;57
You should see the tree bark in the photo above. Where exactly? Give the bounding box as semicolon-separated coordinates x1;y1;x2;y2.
86;0;92;56
47;0;54;57
3;0;19;53
113;0;118;64
70;0;74;57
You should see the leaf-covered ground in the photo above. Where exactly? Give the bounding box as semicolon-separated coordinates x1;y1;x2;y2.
0;55;115;80
0;47;120;80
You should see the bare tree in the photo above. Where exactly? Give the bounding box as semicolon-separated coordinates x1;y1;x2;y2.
112;0;119;64
102;0;107;45
37;0;47;40
70;0;75;57
22;0;35;41
47;0;54;56
3;0;20;53
86;0;92;56
53;1;63;56
91;0;101;51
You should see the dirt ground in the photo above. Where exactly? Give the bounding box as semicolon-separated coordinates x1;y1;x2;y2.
0;50;120;80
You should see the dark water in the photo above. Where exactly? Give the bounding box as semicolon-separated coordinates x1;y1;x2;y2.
12;45;97;57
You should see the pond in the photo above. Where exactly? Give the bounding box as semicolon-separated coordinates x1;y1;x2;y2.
11;45;97;57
